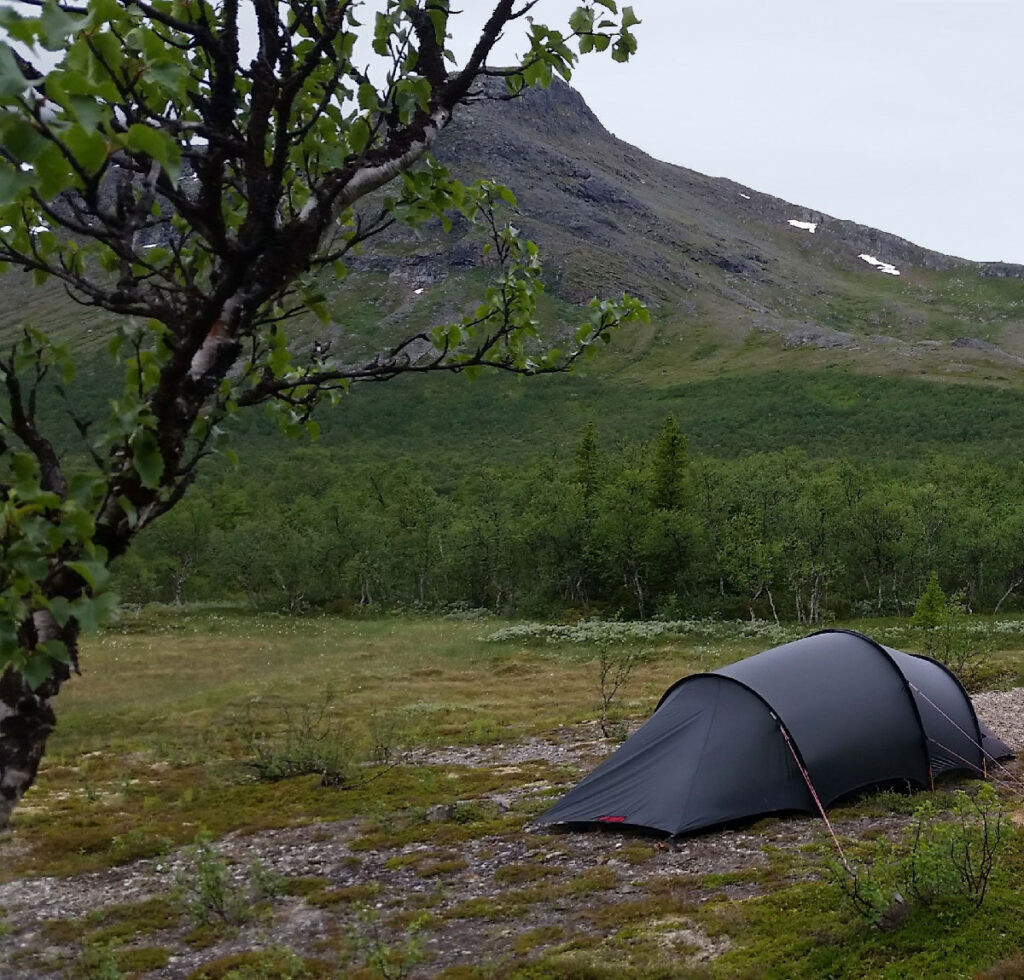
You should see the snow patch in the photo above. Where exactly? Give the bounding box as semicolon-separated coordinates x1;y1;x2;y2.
787;219;817;233
858;253;900;276
414;287;424;295
739;193;751;200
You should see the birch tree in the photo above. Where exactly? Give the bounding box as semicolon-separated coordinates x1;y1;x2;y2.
0;0;645;826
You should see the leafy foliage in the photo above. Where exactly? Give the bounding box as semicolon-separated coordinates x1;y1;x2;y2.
0;0;644;667
113;425;1024;630
912;574;989;688
830;785;1007;928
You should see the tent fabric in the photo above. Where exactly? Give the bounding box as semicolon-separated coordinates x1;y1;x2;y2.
538;629;1012;837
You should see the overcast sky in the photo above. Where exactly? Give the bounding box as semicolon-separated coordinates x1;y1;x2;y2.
465;0;1024;264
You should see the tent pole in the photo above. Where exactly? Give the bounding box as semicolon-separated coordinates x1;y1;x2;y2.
775;716;851;875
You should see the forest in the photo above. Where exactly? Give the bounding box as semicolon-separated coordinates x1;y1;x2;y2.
112;415;1024;624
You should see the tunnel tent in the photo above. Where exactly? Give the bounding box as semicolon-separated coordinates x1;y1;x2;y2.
538;629;1012;837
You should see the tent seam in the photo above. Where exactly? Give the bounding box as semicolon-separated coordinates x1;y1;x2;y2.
676;680;723;824
812;628;933;788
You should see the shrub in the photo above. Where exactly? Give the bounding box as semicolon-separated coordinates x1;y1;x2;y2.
174;834;283;927
595;644;646;738
911;576;989;689
830;784;1006;928
242;689;355;787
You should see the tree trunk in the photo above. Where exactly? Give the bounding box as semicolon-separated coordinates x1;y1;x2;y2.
995;577;1022;615
0;613;76;829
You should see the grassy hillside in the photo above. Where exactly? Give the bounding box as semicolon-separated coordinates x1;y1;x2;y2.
4;80;1024;472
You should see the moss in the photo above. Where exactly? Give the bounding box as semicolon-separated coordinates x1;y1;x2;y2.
513;924;565;953
85;896;182;945
280;876;331;897
446;896;505;920
183;921;235;950
582;894;699;931
386;909;439;931
447;865;620;922
494;863;561;886
566;866;619;895
417;857;468;877
383;853;422;870
506;950;685;979
186;946;331;979
40;917;89;943
618;842;657;865
116;945;174;972
699;868;765;890
306;883;379;907
351;811;527;852
12;759;550;881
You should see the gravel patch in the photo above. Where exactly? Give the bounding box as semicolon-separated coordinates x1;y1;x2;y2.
973;687;1024;752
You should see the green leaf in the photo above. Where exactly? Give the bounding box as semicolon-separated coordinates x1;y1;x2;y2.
357;82;380;112
128;427;165;488
64;124;109;173
124;124;182;181
39;0;84;50
19;655;52;691
33;142;74;198
569;8;594;34
348;119;371;155
66;559;111;593
0;42;29;98
39;638;71;664
0;166;32;206
427;6;447;43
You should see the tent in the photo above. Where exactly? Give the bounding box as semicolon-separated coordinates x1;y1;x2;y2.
538;629;1012;837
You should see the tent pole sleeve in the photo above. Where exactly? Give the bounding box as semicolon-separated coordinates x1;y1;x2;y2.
812;628;933;786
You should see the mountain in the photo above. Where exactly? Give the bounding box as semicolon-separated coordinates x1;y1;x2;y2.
5;80;1024;463
424;80;1024;383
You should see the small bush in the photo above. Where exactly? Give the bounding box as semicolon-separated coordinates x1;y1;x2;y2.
830;784;1006;927
595;644;646;739
174;834;280;927
75;943;124;980
346;906;431;979
911;575;989;689
242;689;356;786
